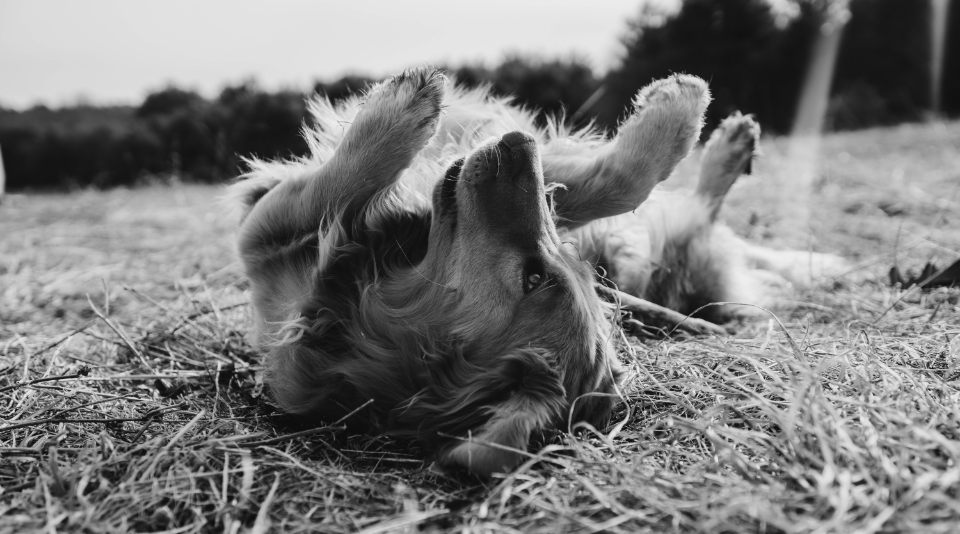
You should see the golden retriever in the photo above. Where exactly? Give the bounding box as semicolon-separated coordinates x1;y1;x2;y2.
229;67;842;476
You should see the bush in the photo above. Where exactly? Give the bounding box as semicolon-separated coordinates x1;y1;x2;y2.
1;0;952;191
599;0;824;134
313;75;377;102
0;84;312;191
447;56;601;127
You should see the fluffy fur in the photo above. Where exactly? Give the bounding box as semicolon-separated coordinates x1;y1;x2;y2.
229;67;842;477
569;112;846;324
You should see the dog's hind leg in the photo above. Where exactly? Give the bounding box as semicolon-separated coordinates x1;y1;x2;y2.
741;244;848;287
238;67;444;254
695;112;760;221
694;112;847;287
591;114;761;324
632;114;759;321
544;75;710;229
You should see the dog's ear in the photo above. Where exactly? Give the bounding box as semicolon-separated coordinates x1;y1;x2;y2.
436;350;566;477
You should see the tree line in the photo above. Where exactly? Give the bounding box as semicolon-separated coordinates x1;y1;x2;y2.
2;0;957;191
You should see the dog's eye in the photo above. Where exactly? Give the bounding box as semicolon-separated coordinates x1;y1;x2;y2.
526;273;543;289
523;260;547;294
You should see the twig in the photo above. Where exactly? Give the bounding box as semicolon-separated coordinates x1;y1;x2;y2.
251;473;281;534
0;367;90;395
166;300;248;336
138;409;207;482
239;399;374;448
129;404;190;445
927;299;944;324
0;404;179;434
123;285;218;338
45;394;140;419
108;372;201;382
86;295;157;373
82;370;253;381
0;417;152;434
1;479;38;492
29;385;148;400
597;285;727;337
239;426;344;449
130;417;156;445
77;329;128;350
0;447;44;455
186;301;247;321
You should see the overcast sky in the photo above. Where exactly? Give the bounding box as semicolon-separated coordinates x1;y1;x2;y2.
0;0;658;109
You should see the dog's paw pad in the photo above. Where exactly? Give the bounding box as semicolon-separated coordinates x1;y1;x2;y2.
632;74;711;119
702;112;761;176
711;112;760;156
374;66;444;132
612;74;712;187
619;74;711;160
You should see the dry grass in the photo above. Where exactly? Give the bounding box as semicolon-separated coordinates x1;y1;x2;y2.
2;120;959;533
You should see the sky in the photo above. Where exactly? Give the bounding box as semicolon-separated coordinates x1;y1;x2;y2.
0;0;655;109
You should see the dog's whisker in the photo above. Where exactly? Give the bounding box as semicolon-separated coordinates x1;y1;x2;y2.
393;239;455;291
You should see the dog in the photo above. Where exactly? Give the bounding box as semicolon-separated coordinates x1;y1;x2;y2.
229;67;842;476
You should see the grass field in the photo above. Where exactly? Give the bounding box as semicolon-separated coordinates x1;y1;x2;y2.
2;120;959;533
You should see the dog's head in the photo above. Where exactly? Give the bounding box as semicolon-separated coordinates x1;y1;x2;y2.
380;131;620;475
242;70;621;478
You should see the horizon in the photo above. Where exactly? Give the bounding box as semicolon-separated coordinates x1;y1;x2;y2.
0;0;662;110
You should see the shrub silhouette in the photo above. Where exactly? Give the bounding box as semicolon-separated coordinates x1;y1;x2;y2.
1;0;954;191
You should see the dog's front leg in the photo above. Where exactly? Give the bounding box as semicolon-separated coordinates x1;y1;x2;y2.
320;68;445;215
239;67;444;253
545;75;710;229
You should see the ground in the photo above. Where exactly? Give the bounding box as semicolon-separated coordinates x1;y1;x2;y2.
1;120;959;533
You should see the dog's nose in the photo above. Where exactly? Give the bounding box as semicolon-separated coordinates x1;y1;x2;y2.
499;131;536;151
493;131;538;181
458;130;554;250
461;131;541;186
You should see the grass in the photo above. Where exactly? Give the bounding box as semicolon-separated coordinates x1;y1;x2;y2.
2;119;959;533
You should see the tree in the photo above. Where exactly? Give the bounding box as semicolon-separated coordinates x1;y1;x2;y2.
828;0;931;129
313;75;377;102
137;87;205;118
600;0;819;134
600;0;935;134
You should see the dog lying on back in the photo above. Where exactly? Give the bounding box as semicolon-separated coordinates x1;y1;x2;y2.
230;67;842;476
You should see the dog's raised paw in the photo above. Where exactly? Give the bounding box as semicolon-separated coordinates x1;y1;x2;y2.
704;111;760;174
616;75;712;175
366;66;445;144
633;74;711;116
630;74;711;140
695;112;761;214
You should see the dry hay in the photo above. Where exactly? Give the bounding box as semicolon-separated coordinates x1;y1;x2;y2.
2;121;959;533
